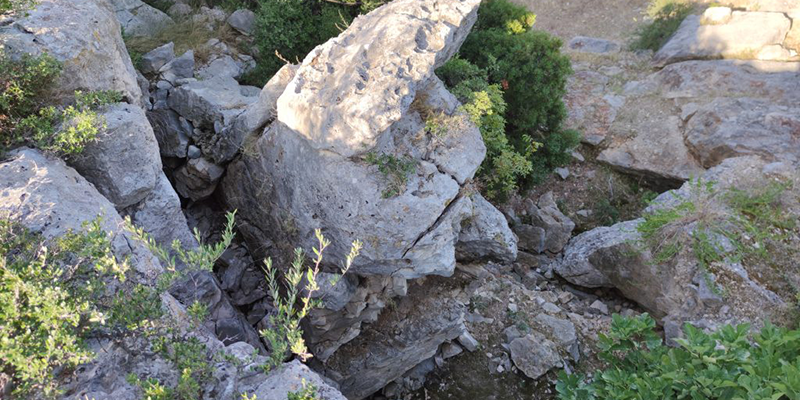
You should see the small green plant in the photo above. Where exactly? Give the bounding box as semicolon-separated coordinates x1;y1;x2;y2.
287;379;320;400
631;1;694;51
0;217;127;397
557;314;800;400
1;51;123;156
261;229;361;371
365;152;416;198
125;210;236;291
109;283;164;331
0;0;37;13
187;300;210;323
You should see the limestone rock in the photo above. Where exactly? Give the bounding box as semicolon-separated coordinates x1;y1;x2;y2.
160;50;195;84
141;42;176;76
509;331;561;379
685;97;800;167
516;192;575;254
174;157;225;201
456;193;518;263
222;0;484;280
0;0;142;104
323;277;466;400
653;12;791;67
146;108;192;158
123;173;197;249
69;103;162;209
564;71;622;146
554;219;639;288
249;360;346;400
0;148;162;282
227;9;256;36
108;0;174;37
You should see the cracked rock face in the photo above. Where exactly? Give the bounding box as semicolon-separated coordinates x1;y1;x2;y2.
222;0;484;280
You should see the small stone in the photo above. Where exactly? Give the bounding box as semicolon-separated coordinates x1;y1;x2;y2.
542;302;561;314
227;9;256;36
187;145;202;159
558;292;574;304
555;167;570;180
567;36;621;54
571;150;585;162
441;342;463;359
457;331;479;352
507;303;518;313
589;300;609;315
576;209;592;218
140;42;175;75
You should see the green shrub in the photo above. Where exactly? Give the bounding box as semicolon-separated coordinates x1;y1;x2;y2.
0;0;37;13
631;1;694;51
261;229;361;371
365;152;416;198
557;313;800;400
1;52;122;156
0;217;128;397
288;380;320;400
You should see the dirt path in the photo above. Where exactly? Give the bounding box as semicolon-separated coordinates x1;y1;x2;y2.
510;0;651;42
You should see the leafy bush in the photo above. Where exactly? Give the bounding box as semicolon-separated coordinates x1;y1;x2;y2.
261;229;361;371
557;313;800;400
365;152;417;198
0;217;127;397
436;0;577;197
631;1;694;51
1;52;122;156
288;380;320;400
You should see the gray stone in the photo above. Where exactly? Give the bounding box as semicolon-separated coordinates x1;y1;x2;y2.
567;36;621;54
555;167;570;180
196;54;243;80
456;193;518;263
141;42;175;76
519;192;575;254
69;103;162;209
227;9;256;36
589;300;609;315
174;157;225;201
653;12;791;67
0;148;162;282
441;342;463;359
124;173;197;249
167;3;192;18
0;0;142;104
187;145;202;159
685;97;800;167
146;109;191;158
108;0;174;37
457;331;479;352
248;360;346;400
160;50;195;84
509;332;561;379
564;70;621;146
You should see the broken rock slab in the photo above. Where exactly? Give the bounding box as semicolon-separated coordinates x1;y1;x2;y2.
652;12;791;67
456;193;518;264
567;36;621;54
108;0;174;37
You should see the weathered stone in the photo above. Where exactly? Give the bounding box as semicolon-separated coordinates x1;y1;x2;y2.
323;278;466;400
456;193;518;263
248;360;346;400
160;50;195;84
700;7;732;25
174;158;225;201
69;103;162;209
457;331;479;352
0;0;142;104
509;331;561;379
227;9;256;36
108;0;173;37
167;3;192;18
564;71;622;146
0;148;162;281
519;192;575;254
141;42;176;76
756;44;794;61
146;108;192;158
197;54;243;80
124;173;197;249
653;12;791;67
169;270;265;351
567;36;621;54
685;97;800;167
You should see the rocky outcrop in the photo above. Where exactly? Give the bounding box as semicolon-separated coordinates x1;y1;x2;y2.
108;0;174;37
555;156;798;340
456;193;518;263
0;0;142;105
0;148;162;282
509;192;575;255
595;59;800;185
653;9;793;67
70;103;163;209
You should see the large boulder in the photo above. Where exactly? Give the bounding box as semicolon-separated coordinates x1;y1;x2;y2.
652;11;792;67
108;0;174;37
69;103;163;209
0;0;142;105
0;148;161;282
222;0;484;280
555;156;798;338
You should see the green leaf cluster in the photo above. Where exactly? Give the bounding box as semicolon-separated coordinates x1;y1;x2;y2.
0;217;128;397
557;314;800;400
